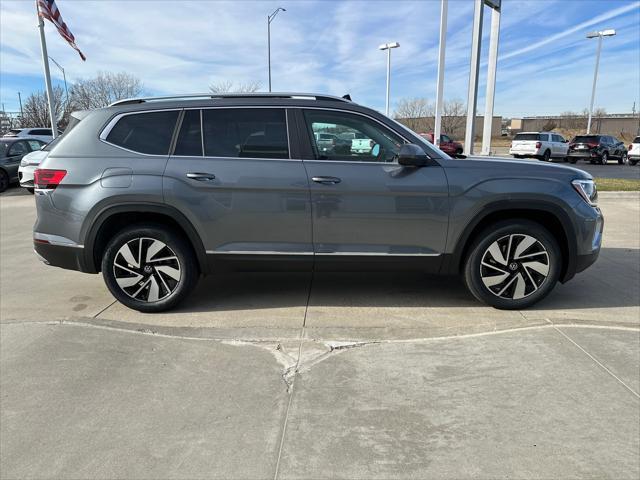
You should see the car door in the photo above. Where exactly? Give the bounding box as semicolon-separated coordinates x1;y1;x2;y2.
5;140;29;180
297;108;449;272
163;107;312;270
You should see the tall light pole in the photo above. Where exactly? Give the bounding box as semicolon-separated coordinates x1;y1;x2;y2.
379;42;400;116
434;0;448;148
48;56;69;106
586;29;615;134
267;7;286;93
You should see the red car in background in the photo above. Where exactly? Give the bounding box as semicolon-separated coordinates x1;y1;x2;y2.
419;132;464;156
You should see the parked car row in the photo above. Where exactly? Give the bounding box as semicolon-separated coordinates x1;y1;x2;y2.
0;138;47;193
509;131;634;165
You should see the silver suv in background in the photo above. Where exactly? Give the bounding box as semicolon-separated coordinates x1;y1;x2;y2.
33;93;603;312
510;132;569;161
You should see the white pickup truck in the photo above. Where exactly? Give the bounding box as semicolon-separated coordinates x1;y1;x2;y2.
351;137;375;154
629;136;640;166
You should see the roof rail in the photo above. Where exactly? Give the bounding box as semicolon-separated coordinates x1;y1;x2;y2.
109;92;351;107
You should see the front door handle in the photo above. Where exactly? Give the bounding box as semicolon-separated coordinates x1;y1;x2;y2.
311;176;341;185
186;172;216;181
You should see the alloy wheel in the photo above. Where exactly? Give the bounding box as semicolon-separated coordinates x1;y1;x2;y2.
480;234;550;300
112;237;181;302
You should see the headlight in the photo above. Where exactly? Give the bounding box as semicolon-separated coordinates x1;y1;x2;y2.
572;179;598;206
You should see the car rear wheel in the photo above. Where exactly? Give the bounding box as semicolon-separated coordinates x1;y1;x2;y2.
463;220;561;309
568;158;577;164
101;224;198;313
600;152;608;165
0;170;8;193
630;159;639;166
618;153;628;165
541;150;551;162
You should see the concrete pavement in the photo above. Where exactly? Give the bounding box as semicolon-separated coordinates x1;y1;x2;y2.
1;192;639;478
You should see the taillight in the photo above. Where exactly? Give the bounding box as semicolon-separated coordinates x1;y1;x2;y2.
535;141;542;149
629;144;633;150
587;142;599;148
34;169;66;189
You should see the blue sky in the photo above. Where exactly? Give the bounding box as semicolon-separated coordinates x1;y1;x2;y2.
1;0;639;117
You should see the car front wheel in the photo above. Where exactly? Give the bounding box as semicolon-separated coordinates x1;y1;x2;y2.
101;224;198;312
463;221;561;309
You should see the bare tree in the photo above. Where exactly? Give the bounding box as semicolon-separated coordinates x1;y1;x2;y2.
393;98;434;133
70;71;143;110
20;86;67;129
441;99;466;139
209;80;262;94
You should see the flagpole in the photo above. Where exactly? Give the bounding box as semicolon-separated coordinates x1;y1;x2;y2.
36;0;58;138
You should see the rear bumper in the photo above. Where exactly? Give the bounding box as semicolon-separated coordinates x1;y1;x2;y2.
33;240;92;273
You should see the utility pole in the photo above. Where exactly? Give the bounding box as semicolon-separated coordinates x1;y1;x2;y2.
434;0;448;148
18;92;23;120
378;42;400;116
586;29;615;134
267;7;286;92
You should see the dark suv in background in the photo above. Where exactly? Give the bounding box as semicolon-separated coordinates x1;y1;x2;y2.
568;134;628;165
32;93;602;312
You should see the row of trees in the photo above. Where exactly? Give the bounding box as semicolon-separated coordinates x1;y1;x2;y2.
19;71;144;129
19;75;266;130
393;97;467;139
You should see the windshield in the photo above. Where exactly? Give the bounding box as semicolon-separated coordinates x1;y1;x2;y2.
388;117;452;159
514;133;540;141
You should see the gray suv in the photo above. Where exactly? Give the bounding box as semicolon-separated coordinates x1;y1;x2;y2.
33;93;603;312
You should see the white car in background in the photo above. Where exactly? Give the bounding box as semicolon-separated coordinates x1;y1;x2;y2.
628;136;640;166
3;128;54;144
18;148;49;193
509;131;569;162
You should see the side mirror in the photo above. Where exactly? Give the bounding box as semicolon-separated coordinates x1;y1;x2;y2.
397;143;428;167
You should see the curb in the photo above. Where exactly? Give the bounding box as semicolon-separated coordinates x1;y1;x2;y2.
598;191;640;199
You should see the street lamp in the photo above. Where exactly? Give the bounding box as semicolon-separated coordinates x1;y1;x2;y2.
586;29;615;134
48;56;69;106
267;7;286;92
379;42;400;116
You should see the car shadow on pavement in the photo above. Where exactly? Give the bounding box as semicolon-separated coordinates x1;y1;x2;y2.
170;247;638;313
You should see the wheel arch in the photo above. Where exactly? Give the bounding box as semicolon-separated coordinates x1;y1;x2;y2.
83;203;208;275
447;201;578;283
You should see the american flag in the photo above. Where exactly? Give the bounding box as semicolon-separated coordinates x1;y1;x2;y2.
37;0;86;61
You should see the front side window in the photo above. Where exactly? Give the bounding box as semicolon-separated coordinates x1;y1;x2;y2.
106;110;179;155
202;108;289;159
304;110;403;162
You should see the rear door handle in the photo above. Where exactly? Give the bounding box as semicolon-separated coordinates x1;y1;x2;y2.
311;176;341;185
186;172;216;181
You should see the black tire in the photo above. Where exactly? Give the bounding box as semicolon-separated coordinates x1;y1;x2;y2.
568;157;577;164
0;170;8;193
630;159;639;166
539;150;551;162
456;148;463;155
618;153;628;165
512;155;521;159
101;224;198;313
26;187;34;194
463;220;561;310
600;152;608;165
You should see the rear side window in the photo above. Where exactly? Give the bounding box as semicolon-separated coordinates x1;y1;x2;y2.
633;137;640;143
106;111;179;155
202;108;288;159
514;133;540;141
574;135;600;143
27;140;45;151
174;110;203;156
30;129;52;136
